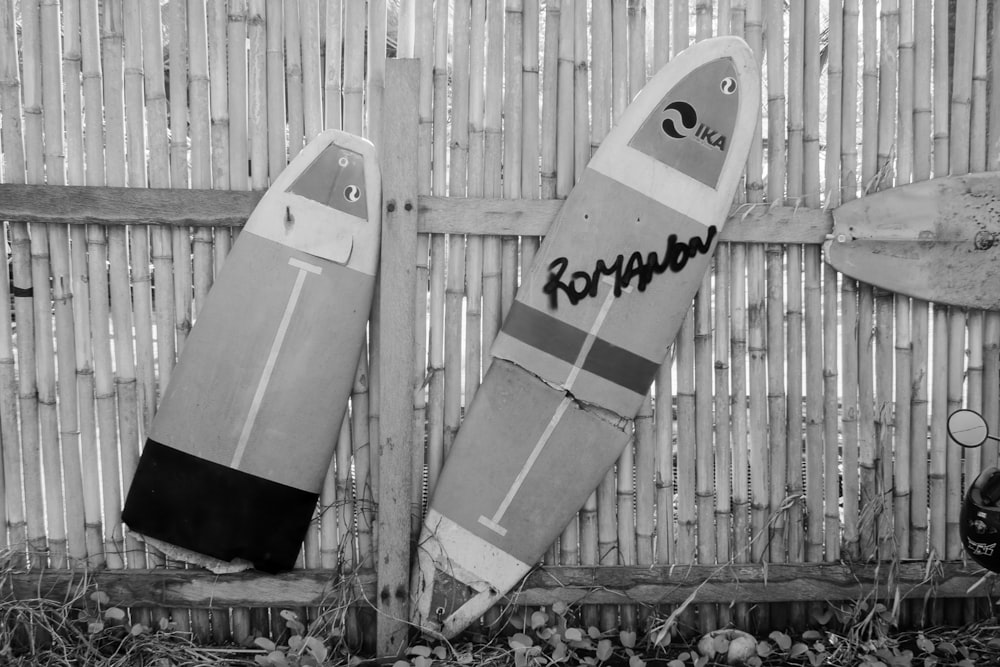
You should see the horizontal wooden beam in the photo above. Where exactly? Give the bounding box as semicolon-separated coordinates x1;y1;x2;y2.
5;561;989;609
0;184;834;244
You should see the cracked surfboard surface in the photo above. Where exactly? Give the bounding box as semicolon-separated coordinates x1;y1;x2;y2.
411;36;760;638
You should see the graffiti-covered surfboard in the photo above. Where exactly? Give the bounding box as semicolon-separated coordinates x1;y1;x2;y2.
122;130;380;573
825;172;1000;310
411;37;759;638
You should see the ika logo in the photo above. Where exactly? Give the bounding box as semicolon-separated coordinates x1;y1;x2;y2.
660;101;728;151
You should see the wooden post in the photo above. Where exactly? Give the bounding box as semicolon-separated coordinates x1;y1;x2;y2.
377;58;419;658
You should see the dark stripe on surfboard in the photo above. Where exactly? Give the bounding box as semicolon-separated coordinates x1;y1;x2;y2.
501;300;658;396
582;337;660;396
122;440;317;573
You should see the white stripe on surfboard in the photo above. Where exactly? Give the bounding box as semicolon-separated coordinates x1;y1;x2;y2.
478;278;630;536
230;257;323;470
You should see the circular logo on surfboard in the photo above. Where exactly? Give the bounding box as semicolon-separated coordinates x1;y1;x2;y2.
721;76;737;94
661;101;698;139
344;185;362;203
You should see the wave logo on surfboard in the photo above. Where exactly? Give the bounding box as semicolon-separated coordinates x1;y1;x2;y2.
660;100;728;151
628;58;739;188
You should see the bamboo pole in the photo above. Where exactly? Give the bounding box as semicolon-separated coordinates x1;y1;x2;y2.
597;0;622;626
892;0;914;563
246;0;273;643
100;0;131;576
300;0;321;141
552;0;581;570
188;0;216;641
324;0;343;131
408;0;431;545
503;0;525;316
28;0;67;572
141;0;175;416
61;0;97;569
0;0;29;568
169;0;193;372
444;0;471;485
908;0;932;564
520;0;540;267
653;0;669;62
285;0;304;155
465;0;486;417
764;0;787;582
874;0;899;560
728;4;750;631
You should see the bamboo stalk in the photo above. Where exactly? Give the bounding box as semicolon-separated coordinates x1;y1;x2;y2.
169;0;192;380
654;359;675;566
503;0;525;317
611;0;627;121
285;0;304;155
29;0;68;572
907;0;932;564
423;0;447;499
188;0;215;641
465;0;486;412
245;0;272;643
928;306;947;560
932;0;949;178
324;0;343;130
892;0;914;562
100;0;130;574
676;310;697;566
672;0;689;57
300;0;321;140
62;0;100;567
520;0;540;266
265;0;284;179
785;0;805;573
0;0;29;567
970;0;987;174
124;1;156;465
764;0;787;578
653;0;669;64
444;0;470;483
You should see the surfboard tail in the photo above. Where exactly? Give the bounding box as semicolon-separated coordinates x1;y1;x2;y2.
411;509;533;638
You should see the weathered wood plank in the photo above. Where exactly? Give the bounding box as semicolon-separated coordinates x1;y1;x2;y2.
376;59;420;657
3;561;989;609
0;183;259;227
0;183;833;243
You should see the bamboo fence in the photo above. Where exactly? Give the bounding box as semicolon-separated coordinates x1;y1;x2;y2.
1;0;1000;653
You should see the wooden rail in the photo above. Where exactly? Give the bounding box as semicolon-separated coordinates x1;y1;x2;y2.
0;182;834;243
4;561;991;609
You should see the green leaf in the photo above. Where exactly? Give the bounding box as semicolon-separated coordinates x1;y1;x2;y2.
790;643;809;658
413;656;433;667
553;601;569;616
916;635;935;654
531;610;549;629
755;641;772;658
564;628;584;642
255;637;277;652
552;642;568;662
303;636;327;662
802;630;823;641
87;621;104;634
589;626;602;639
769;631;792;651
408;646;432;658
620;630;637;649
433;646;448;660
667;661;685;667
628;655;646;667
391;661;411;667
596;639;614;662
509;633;534;650
90;591;110;605
104;607;126;621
